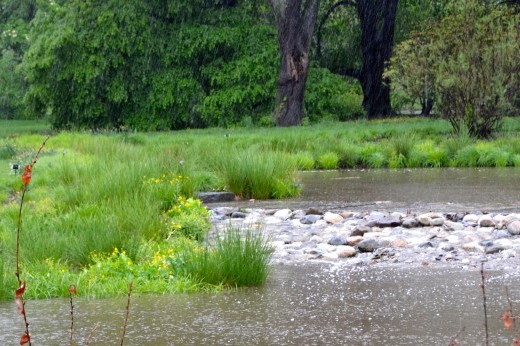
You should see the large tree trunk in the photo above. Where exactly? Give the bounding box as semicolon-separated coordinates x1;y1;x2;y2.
269;0;320;126
356;0;398;119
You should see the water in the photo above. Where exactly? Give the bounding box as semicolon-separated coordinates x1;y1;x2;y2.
230;168;520;213
1;264;520;345
2;168;520;345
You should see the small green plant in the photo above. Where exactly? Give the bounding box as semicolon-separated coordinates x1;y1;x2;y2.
317;152;340;170
184;226;272;287
293;151;315;170
164;195;210;241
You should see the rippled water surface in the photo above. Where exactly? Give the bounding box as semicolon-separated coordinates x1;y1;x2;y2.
2;264;520;345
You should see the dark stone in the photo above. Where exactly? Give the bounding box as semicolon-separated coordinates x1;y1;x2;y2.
351;225;372;236
300;215;322;225
306;207;324;215
485;244;507;254
230;211;247;218
328;235;347;246
197;192;235;203
357;238;381;252
418;242;434;248
374;217;401;228
402;217;419;228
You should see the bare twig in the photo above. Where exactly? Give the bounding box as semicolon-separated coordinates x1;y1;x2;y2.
448;326;465;346
85;322;100;345
480;262;489;346
120;281;133;346
69;285;77;346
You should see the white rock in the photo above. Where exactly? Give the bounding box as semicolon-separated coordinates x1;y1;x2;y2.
324;212;344;224
274;209;292;220
478;215;496;228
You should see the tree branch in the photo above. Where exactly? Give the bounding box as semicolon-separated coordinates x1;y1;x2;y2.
316;0;356;58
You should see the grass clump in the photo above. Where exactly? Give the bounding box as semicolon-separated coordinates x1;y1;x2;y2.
183;226;272;287
317;152;340;169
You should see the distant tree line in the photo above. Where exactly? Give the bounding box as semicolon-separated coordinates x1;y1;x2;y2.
0;0;518;137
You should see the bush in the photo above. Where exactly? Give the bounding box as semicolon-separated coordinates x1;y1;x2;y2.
317;152;340;169
388;0;520;138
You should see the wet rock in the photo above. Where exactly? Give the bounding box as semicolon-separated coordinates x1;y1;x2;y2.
479;215;496;228
337;246;357;258
351;225;372;236
328;235;347;246
374;217;401;228
274;209;292;220
357;238;381;252
417;214;432;226
507;221;520;235
485;239;513;254
198;192;235;203
211;207;237;216
444;221;464;232
463;214;479;225
346;236;364;246
324;212;344;224
230;211;247;218
402;217;419;228
340;211;355;219
418;241;434;248
306;207;323;215
300;214;322;225
431;218;445;226
496;229;510;239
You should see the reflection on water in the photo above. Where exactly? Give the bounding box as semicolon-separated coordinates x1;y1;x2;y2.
1;264;520;345
223;168;520;212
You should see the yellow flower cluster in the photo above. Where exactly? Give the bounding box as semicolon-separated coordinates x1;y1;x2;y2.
144;174;185;185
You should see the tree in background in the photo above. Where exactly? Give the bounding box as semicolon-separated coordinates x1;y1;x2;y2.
0;0;36;119
316;0;398;119
268;0;321;126
388;0;520;138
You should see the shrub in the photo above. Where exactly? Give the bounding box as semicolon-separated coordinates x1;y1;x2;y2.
317;152;340;169
183;226;272;287
293;151;315;170
164;196;210;242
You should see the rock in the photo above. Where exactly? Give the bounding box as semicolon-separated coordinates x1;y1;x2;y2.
485;239;513;254
392;238;408;248
309;235;323;243
402;217;419;228
337;246;357;258
324;212;344;224
479;215;496;228
368;211;387;220
463;214;480;225
417;214;432;226
230;211;247;218
444;221;464;232
357;238;381;252
198;192;235;203
351;225;372;236
430;218;444;226
211;207;237;216
374;217;401;228
274;209;292;220
496;229;510;239
328;235;347;246
507;221;520;235
291;210;306;219
300;214;322;225
346;236;364;246
306;207;323;215
340;211;355;219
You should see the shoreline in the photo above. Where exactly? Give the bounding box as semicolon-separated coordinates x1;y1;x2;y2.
209;206;520;271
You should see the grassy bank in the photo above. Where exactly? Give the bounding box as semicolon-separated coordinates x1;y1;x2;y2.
2;117;520;299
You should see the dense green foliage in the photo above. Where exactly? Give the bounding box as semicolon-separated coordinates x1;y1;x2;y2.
388;0;520;138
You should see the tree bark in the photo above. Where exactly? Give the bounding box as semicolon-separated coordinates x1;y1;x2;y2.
269;0;320;126
356;0;398;119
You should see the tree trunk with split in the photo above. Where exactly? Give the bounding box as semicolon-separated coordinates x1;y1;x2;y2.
269;0;320;126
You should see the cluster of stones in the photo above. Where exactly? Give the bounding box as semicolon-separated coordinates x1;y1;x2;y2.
209;206;520;267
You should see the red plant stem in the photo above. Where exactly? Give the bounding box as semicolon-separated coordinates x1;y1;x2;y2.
69;290;75;346
120;281;133;346
14;136;50;346
481;262;489;346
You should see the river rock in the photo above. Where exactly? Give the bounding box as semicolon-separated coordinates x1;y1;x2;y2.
231;211;247;218
479;215;496;228
306;207;323;215
444;220;464;232
324;212;344;224
274;209;292;220
198;191;235;203
300;214;322;225
340;211;355;219
328;235;347;246
337;246;357;258
347;236;364;246
402;217;419;228
508;221;520;235
351;225;372;236
357;238;381;252
417;214;432;226
463;214;480;225
211;207;237;216
374;217;401;228
485;239;513;254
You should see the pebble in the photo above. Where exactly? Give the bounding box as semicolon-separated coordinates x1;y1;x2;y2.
209;207;520;269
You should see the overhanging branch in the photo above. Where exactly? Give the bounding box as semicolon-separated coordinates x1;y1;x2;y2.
316;0;356;59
